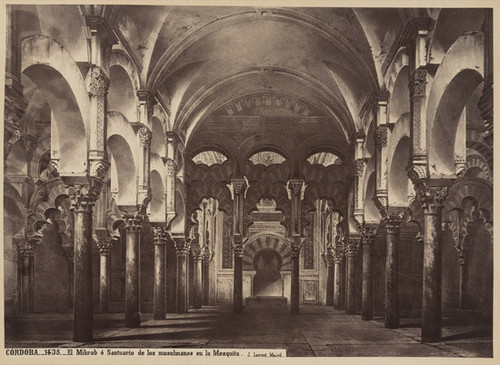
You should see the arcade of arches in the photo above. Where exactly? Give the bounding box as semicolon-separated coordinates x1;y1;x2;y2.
3;4;493;350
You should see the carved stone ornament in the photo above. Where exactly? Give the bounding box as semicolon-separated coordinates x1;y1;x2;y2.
333;247;344;263
345;239;359;257
353;158;365;177
67;185;98;212
86;66;110;97
122;212;144;233
139;125;152;146
289;180;304;197
174;239;191;256
361;226;377;245
232;243;244;258
231;180;247;195
385;213;404;234
409;68;427;99
153;226;168;245
406;163;427;186
375;125;388;147
418;186;448;214
97;241;113;256
373;195;388;216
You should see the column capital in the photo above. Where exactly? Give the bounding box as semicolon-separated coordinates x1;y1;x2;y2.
345;238;360;257
15;240;35;257
374;125;388;147
230;178;247;196
385;212;404;235
288;179;304;197
418;184;450;215
174;238;191;256
152;225;168;245
361;225;377;245
408;68;427;99
373;194;388;217
86;66;110;97
353;158;366;177
290;234;303;258
122;212;144;233
333;246;344;263
97;241;113;256
232;240;244;258
137;89;157;105
66;185;98;212
138;125;152;146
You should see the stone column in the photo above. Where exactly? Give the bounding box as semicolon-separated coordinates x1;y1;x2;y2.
123;213;143;328
62;244;74;310
16;240;35;314
290;234;302;314
230;178;247;314
202;252;211;305
95;228;112;313
67;186;97;342
385;214;403;329
192;252;203;309
420;185;448;342
345;238;359;315
174;238;190;314
152;225;167;320
233;238;244;314
361;227;377;320
333;247;344;309
326;250;334;306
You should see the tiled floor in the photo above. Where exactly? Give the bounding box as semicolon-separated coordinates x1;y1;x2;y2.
5;306;493;357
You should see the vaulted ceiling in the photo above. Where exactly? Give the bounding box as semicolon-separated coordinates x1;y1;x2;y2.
18;5;434;161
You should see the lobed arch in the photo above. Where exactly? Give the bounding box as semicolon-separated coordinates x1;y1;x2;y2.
29;137;51;180
426;32;485;177
22;35;89;175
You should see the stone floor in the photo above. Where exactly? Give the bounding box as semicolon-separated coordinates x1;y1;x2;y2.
5;305;493;357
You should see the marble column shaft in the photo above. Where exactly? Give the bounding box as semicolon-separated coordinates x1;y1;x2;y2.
153;226;167;320
345;240;359;315
233;243;244;314
361;229;376;321
124;215;142;328
385;216;402;329
420;185;448;342
333;250;343;309
175;240;190;314
72;196;95;342
193;254;203;309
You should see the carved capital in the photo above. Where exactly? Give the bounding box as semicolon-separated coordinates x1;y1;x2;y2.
16;240;35;257
409;68;427;98
385;213;404;235
122;212;144;233
361;226;377;245
139;125;152;146
375;125;388;147
86;66;110;97
89;158;110;181
333;246;344;263
345;239;359;257
233;243;244;258
288;179;304;197
174;239;191;256
67;185;97;212
418;186;448;215
231;179;247;196
353;158;365;177
290;234;303;258
97;241;113;256
153;226;168;245
166;159;178;175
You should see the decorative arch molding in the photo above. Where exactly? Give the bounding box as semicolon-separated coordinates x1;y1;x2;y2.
442;178;493;222
464;153;492;183
243;232;291;271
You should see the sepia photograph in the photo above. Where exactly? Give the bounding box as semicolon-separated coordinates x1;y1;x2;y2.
2;0;496;362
